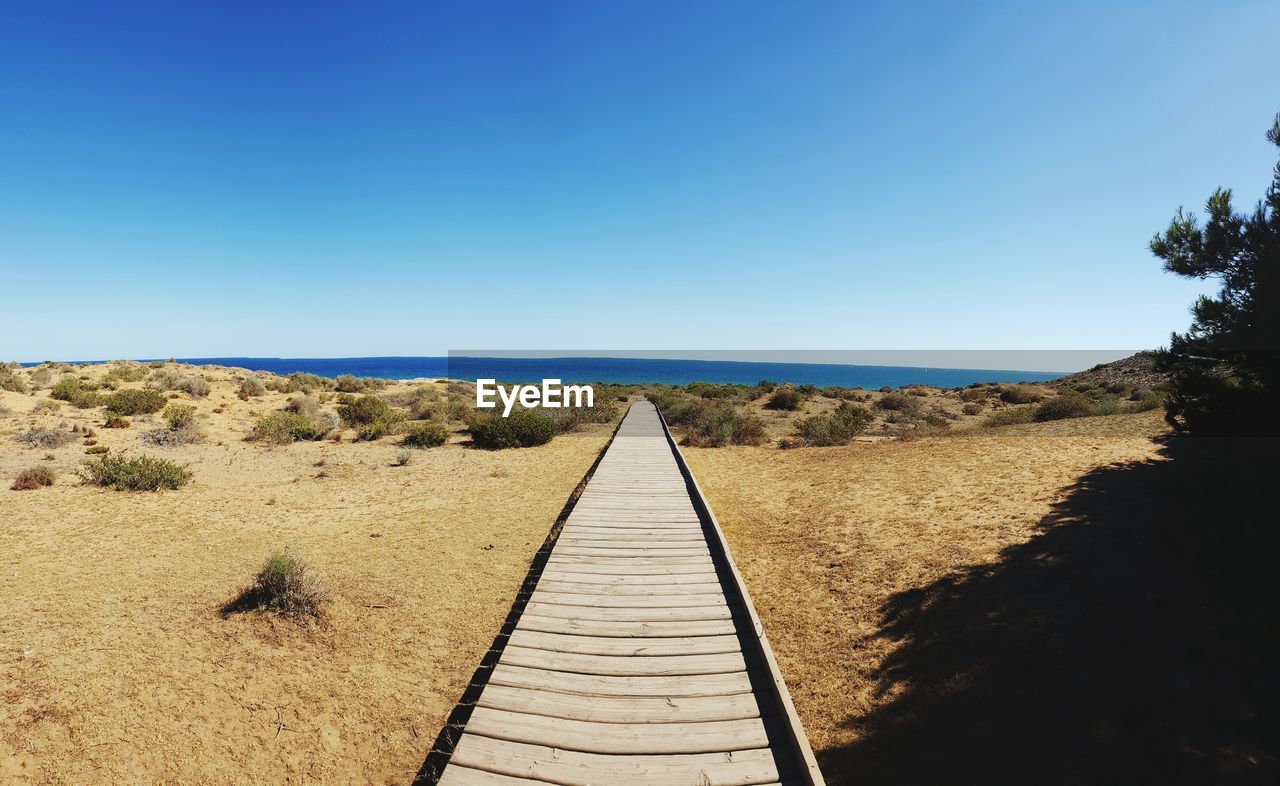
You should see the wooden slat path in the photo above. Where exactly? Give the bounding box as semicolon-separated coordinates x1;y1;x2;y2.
435;401;824;786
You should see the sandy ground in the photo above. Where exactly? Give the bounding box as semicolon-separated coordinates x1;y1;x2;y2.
8;361;1241;784
1;364;613;785
684;410;1173;784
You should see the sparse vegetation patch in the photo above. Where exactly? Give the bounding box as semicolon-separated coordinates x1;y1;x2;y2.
80;453;192;491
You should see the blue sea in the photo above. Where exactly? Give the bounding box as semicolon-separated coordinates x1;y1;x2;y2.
72;356;1067;389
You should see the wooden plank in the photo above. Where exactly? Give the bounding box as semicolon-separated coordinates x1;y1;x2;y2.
553;547;711;558
514;614;739;638
449;734;789;786
542;559;716;574
521;602;736;622
537;570;721;586
507;629;742;657
536;580;725;595
476;684;762;723
437;764;559;785
530;591;728;609
555;540;706;550
499;645;748;676
463;707;771;755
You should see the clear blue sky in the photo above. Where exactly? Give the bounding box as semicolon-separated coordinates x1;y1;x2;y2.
2;1;1277;362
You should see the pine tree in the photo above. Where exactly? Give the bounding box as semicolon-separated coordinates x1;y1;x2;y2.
1150;114;1280;435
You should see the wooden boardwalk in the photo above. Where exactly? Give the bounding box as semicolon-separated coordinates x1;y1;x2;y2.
432;401;824;786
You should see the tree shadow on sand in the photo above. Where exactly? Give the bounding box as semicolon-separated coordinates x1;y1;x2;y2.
821;436;1278;786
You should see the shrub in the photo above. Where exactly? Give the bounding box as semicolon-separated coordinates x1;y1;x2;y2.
284;395;320;417
250;411;335;444
147;367;184;391
32;399;61;414
335;374;367;393
394;449;413;466
180;375;209;398
85;445;109;455
103;413;130;428
163;404;196;430
959;386;989;402
402;420;449;448
961;403;983;416
999;384;1044;404
764;388;804;411
239;377;267;398
12;466;56;490
106;388;167;415
236;550;329;618
50;376;89;401
1034;392;1096;422
70;390;105;409
1092;394;1123;416
282;372;335;394
793;403;873;447
0;364;28;393
684;405;767;447
875;392;921;414
469;410;557;449
15;427;75;449
80;453;192;491
103;363;146;385
337;395;406;440
648;389;701;427
982;407;1037;428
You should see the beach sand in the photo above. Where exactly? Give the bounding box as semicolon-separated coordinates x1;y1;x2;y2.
3;362;1183;784
1;363;613;784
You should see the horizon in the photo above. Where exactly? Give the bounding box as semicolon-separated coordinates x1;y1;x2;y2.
3;2;1278;359
14;349;1136;376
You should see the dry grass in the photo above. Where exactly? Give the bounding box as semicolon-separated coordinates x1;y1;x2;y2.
0;362;616;784
684;410;1184;784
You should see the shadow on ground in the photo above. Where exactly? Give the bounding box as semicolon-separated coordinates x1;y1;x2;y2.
821;436;1278;786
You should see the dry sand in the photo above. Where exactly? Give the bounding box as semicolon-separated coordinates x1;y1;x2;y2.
1;364;613;784
684;410;1172;784
2;362;1191;784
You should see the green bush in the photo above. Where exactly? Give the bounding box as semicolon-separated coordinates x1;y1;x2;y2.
999;384;1044;404
50;376;91;402
103;413;130;428
1092;394;1123;416
103;363;146;385
685;405;767;447
793;402;872;446
764;388;804;410
402;420;449;448
337;395;406;440
875;392;921;413
335;376;371;394
239;377;267;398
250;411;335;444
240;550;328;618
0;364;28;393
1034;392;1096;422
961;403;983;416
80;453;192;491
106;388;167;415
163;403;197;430
648;389;701;427
469;409;556;449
